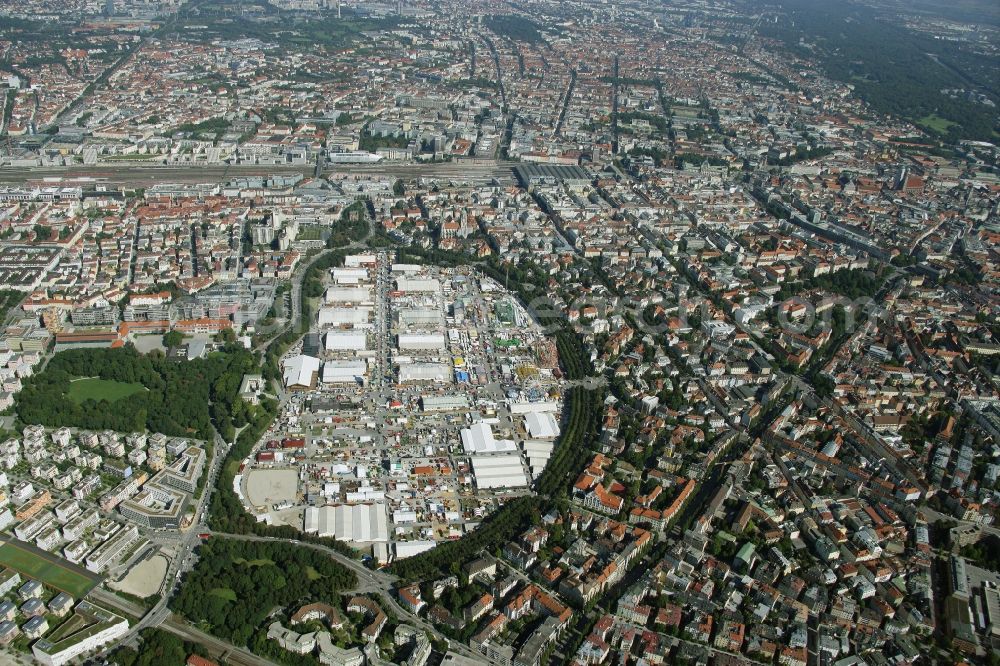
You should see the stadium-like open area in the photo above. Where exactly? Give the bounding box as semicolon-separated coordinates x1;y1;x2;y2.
244;469;300;509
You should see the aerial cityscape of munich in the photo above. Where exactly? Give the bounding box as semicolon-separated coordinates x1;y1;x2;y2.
0;0;997;664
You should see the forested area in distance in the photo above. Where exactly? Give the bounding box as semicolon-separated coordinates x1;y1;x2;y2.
757;0;999;143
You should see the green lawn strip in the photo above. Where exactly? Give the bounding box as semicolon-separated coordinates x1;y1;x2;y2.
208;587;237;601
0;543;96;597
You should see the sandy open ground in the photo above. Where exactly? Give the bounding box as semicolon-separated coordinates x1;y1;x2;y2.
245;469;299;507
111;554;168;598
269;506;305;528
130;335;166;354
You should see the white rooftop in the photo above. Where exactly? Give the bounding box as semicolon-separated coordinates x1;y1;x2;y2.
461;422;516;454
282;354;320;388
524;411;560;439
304;503;389;542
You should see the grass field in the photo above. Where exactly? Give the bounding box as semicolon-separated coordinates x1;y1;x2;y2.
296;226;327;241
0;542;97;597
919;113;959;134
67;377;146;404
209;587;237;601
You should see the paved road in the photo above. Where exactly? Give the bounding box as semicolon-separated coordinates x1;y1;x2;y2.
83;207;493;663
255;207;374;352
92;429;232;658
204;531;487;662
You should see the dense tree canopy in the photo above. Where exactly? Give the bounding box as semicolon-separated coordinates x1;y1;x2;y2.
171;538;356;647
108;628;207;666
17;344;259;442
759;0;999;142
485;15;546;43
776;267;886;301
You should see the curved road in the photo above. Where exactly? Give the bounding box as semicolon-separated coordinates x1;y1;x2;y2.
203;530;484;661
84;206;491;664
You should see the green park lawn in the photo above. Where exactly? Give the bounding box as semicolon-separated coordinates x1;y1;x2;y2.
67;377;147;404
918;113;958;134
208;588;237;602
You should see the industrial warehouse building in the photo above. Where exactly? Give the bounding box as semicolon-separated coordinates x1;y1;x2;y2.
325;330;368;351
393;540;436;559
524;411;561;439
394;277;439;293
282;355;320;389
345;254;376;268
303;504;389;542
398;363;451;383
397;333;446;351
331;267;369;284
322;360;368;385
514;163;592;190
398;307;441;327
508;400;560;415
470;453;529;489
318;306;372;327
421;395;470;412
521;440;555;479
324;287;373;304
461;422;517;454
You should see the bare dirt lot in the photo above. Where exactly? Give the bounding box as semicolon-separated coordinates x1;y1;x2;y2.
110;554;168;598
245;469;299;507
